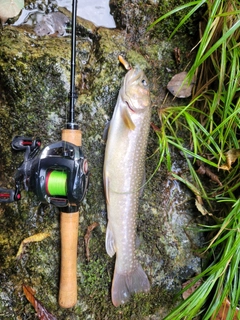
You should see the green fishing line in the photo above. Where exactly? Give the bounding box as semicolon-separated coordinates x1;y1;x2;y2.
46;171;67;196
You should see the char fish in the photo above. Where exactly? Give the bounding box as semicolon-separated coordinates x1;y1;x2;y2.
103;65;151;306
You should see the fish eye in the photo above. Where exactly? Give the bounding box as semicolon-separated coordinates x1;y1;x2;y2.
142;79;148;86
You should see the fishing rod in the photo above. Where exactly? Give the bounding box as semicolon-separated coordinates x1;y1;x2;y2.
59;0;88;308
0;0;88;309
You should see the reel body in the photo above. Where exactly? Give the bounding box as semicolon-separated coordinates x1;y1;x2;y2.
0;137;88;207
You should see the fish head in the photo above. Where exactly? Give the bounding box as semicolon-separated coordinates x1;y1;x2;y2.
119;67;151;130
122;67;150;113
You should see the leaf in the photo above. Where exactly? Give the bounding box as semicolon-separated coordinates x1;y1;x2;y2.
151;122;161;132
171;172;213;216
167;71;196;98
219;149;240;170
0;0;24;23
84;222;99;262
195;198;213;216
23;285;57;320
210;298;239;320
118;55;131;70
174;47;181;65
182;279;203;300
196;160;222;186
16;232;50;259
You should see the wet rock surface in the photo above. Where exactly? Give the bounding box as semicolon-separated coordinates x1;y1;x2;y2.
0;1;202;319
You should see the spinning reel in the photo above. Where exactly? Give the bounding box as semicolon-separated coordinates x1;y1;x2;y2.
0;135;88;208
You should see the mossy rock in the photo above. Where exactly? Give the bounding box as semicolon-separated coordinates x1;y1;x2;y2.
0;1;203;318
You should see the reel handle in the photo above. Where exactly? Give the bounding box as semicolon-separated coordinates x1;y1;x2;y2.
11;136;41;151
58;129;82;308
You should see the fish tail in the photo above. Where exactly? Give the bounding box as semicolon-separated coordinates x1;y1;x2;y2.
111;264;150;307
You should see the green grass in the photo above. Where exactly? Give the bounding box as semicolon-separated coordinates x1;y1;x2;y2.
164;198;240;320
148;0;240;318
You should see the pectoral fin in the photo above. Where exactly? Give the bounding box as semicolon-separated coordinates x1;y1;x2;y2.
121;106;135;130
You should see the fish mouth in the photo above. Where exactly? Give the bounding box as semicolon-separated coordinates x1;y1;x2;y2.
125;101;135;113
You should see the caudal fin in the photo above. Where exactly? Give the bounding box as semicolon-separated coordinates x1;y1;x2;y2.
111;264;150;307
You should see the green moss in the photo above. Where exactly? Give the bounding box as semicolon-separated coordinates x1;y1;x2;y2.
81;259;110;299
147;0;202;39
126;50;150;70
78;257;177;319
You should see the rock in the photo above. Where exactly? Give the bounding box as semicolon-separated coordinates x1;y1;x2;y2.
0;2;202;319
34;12;70;36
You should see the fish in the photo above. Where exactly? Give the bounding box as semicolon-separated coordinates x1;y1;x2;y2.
103;64;151;307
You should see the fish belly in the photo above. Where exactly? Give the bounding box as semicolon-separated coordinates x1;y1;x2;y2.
108;192;138;274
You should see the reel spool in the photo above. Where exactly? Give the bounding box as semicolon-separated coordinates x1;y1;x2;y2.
46;170;68;197
30;140;88;207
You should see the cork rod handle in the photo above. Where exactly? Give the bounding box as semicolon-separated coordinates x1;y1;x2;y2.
59;211;79;308
58;129;82;308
